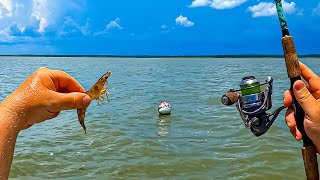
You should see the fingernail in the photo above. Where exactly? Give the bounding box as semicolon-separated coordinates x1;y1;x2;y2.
82;95;91;106
287;122;290;127
295;81;305;91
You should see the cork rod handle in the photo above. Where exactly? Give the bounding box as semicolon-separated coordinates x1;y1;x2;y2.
282;35;319;179
302;146;319;180
282;36;301;78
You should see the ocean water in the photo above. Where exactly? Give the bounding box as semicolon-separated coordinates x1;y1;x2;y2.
1;57;320;179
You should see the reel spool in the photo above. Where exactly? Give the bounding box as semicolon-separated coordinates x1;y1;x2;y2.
221;76;285;137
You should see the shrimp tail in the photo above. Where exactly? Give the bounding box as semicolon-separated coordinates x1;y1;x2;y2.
77;108;87;134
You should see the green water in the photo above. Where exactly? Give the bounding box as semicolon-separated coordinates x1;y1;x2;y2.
1;57;319;179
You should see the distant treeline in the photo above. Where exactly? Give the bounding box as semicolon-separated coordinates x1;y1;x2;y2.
0;54;320;58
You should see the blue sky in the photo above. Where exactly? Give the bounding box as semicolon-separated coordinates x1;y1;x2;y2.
0;0;319;55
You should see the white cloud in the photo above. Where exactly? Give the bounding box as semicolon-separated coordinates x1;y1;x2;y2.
313;2;320;15
0;0;52;37
38;17;48;33
175;15;195;27
106;17;123;30
0;0;87;42
31;0;49;33
60;17;90;36
161;25;167;29
0;0;13;18
210;0;247;9
190;0;247;9
190;0;210;7
248;0;296;18
93;17;123;37
0;28;13;42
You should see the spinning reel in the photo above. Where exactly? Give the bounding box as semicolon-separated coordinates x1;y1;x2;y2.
221;76;285;137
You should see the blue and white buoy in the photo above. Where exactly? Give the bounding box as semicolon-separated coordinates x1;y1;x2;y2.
158;101;172;115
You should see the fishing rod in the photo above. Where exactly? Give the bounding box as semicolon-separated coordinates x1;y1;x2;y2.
274;0;318;179
221;1;319;179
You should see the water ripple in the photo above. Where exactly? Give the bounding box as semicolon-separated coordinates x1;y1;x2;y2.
2;57;319;179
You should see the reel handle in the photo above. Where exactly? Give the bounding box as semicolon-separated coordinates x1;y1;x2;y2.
221;91;239;106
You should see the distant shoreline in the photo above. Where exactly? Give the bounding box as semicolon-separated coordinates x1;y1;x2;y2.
0;54;319;58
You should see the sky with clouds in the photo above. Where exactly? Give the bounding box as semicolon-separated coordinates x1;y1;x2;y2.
0;0;319;55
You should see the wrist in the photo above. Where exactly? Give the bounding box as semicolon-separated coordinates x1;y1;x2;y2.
0;104;24;134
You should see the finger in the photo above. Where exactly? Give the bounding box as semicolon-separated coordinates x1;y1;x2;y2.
300;62;319;83
49;70;85;93
49;92;91;112
283;90;293;107
307;75;320;93
295;126;302;141
293;80;320;118
49;112;60;120
285;108;297;137
312;90;320;100
299;62;320;92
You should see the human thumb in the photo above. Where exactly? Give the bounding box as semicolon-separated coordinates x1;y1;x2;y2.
293;80;319;117
50;92;91;111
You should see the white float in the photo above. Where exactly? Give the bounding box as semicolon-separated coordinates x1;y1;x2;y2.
158;101;172;115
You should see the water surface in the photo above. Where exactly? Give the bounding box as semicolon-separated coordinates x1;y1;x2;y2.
1;57;319;179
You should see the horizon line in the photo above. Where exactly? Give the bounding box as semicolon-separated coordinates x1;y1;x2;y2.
0;54;319;58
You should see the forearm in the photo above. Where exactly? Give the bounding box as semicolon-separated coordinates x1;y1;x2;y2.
0;106;21;179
